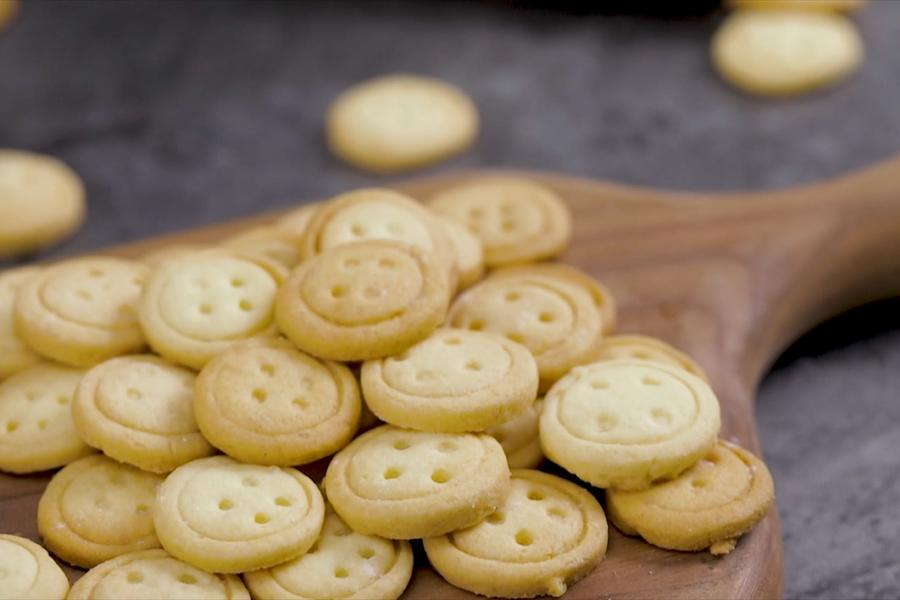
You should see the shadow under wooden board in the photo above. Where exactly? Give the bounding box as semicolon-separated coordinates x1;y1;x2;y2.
4;155;900;598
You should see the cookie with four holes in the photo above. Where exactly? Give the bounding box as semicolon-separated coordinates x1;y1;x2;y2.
0;266;43;380
0;534;69;600
486;399;544;469
424;469;608;598
595;335;708;382
194;337;361;466
326;425;510;539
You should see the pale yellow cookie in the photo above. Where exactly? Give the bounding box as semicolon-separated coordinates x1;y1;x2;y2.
140;243;211;267
486;399;544;469
0;363;92;474
277;240;450;361
223;226;302;270
73;355;215;473
327;74;478;173
244;504;414;600
195;338;360;466
540;360;720;491
448;269;603;391
15;257;148;367
429;177;572;267
139;249;285;370
712;10;863;97
67;549;249;600
361;328;538;432
154;456;325;573
0;149;85;258
727;0;867;11
437;214;484;290
276;202;320;242
0;534;69;600
595;335;708;382
424;469;607;598
607;440;775;555
326;425;510;539
0;267;43;380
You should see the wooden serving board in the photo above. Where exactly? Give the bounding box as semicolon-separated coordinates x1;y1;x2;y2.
5;157;900;599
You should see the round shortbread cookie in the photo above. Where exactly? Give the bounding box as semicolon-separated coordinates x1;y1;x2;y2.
0;266;43;380
607;440;775;555
244;504;414;600
361;328;538;433
277;240;451;361
14;257;148;367
437;214;484;290
139;249;285;370
727;0;867;11
37;454;163;568
0;534;69;600
154;456;325;573
276;202;320;242
223;226;302;270
429;177;571;267
67;549;249;600
595;335;708;382
0;364;92;474
326;425;510;539
327;74;478;173
486;399;544;469
424;469;608;598
712;10;863;97
73;355;215;473
0;149;85;258
541;360;720;491
448;270;604;391
194;338;361;466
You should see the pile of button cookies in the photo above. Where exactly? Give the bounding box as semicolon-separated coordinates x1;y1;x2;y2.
0;178;774;600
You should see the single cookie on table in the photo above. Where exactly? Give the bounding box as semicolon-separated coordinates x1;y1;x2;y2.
437;214;485;290
276;202;320;242
277;240;451;362
607;439;775;556
541;360;720;491
727;0;867;11
326;425;510;540
154;456;325;573
73;355;215;473
194;337;360;466
424;469;608;599
361;328;538;433
429;176;572;267
0;149;85;258
447;268;604;392
244;503;414;600
327;74;478;173
0;363;93;474
139;249;285;370
0;266;43;380
38;454;163;568
222;226;302;270
486;399;544;469
711;10;862;97
14;257;148;367
67;549;249;600
0;534;69;600
595;335;708;382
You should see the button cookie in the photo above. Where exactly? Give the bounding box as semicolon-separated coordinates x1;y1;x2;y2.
327;74;478;173
325;425;510;539
73;355;215;473
154;456;325;573
0;364;92;474
424;469;607;598
607;440;775;555
0;149;85;258
277;240;451;361
195;338;360;466
437;214;484;290
429;176;572;267
486;399;544;469
140;250;285;370
448;270;603;391
244;504;414;600
37;454;163;568
15;257;148;367
541;360;720;491
0;534;69;600
596;335;708;382
223;226;302;270
361;328;538;433
0;267;43;380
67;549;249;600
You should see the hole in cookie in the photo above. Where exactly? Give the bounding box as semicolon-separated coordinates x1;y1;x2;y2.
77;289;93;301
527;490;544;501
255;513;271;524
351;224;366;237
464;360;482;372
127;388;142;400
467;320;485;332
334;527;351;537
358;547;375;559
331;285;348;298
378;258;395;269
591;380;609;390
230;277;245;288
178;573;197;585
438;441;457;453
502;219;517;232
444;337;461;346
486;512;505;525
383;467;401;480
334;567;349;579
239;299;254;311
5;421;18;433
218;498;234;511
651;407;671;425
274;497;291;507
25;392;36;401
242;477;258;487
431;469;451;484
127;571;143;584
691;479;707;489
57;395;69;405
292;398;308;409
642;376;661;386
393;440;410;450
135;503;149;513
260;363;275;376
515;529;534;546
596;411;618;432
252;388;268;403
89;268;104;277
505;291;520;302
506;332;525;344
37;419;47;431
469;207;484;219
538;312;555;323
199;304;213;315
547;507;566;518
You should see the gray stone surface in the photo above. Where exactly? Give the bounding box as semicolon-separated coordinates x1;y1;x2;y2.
2;1;899;597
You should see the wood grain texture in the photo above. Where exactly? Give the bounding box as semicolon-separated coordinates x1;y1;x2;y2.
5;156;900;598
